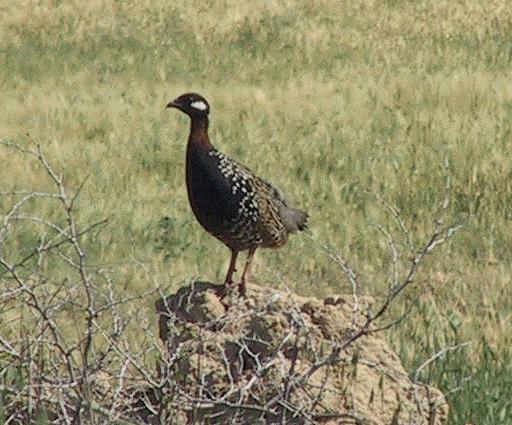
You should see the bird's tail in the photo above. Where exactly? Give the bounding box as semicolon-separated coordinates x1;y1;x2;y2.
282;207;308;233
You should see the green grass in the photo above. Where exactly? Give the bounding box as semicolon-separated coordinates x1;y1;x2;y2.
1;0;512;422
404;330;512;424
441;341;512;423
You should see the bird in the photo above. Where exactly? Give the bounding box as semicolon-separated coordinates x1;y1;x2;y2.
167;93;308;296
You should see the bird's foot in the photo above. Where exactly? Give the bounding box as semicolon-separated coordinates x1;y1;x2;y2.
217;279;236;299
238;280;247;297
217;278;248;299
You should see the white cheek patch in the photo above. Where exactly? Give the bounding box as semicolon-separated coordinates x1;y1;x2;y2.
190;100;208;111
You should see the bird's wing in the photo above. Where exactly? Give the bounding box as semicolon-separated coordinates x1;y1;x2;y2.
230;159;289;207
233;158;308;234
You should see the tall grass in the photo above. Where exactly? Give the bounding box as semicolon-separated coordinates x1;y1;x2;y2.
1;0;512;421
403;322;512;424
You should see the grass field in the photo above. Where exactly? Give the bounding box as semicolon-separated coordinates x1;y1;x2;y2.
1;0;512;423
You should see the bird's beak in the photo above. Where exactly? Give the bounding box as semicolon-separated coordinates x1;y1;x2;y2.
166;99;180;109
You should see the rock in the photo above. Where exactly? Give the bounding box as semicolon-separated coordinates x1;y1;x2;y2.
154;282;448;425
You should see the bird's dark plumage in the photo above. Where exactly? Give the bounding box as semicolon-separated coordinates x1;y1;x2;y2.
167;92;308;295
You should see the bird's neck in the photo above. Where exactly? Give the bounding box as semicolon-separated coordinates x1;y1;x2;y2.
188;116;213;150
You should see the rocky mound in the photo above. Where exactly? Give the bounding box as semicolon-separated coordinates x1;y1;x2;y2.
154;282;448;425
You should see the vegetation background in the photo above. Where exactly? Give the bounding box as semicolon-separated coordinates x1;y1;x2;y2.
1;0;512;423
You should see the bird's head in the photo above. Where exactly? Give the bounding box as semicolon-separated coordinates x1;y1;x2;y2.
166;93;210;118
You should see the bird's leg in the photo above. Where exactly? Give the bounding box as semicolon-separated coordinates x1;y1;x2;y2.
224;249;238;289
239;247;257;296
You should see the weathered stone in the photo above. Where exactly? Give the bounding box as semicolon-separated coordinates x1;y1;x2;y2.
155;282;448;425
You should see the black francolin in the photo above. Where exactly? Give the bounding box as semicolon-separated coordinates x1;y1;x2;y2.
167;93;308;295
